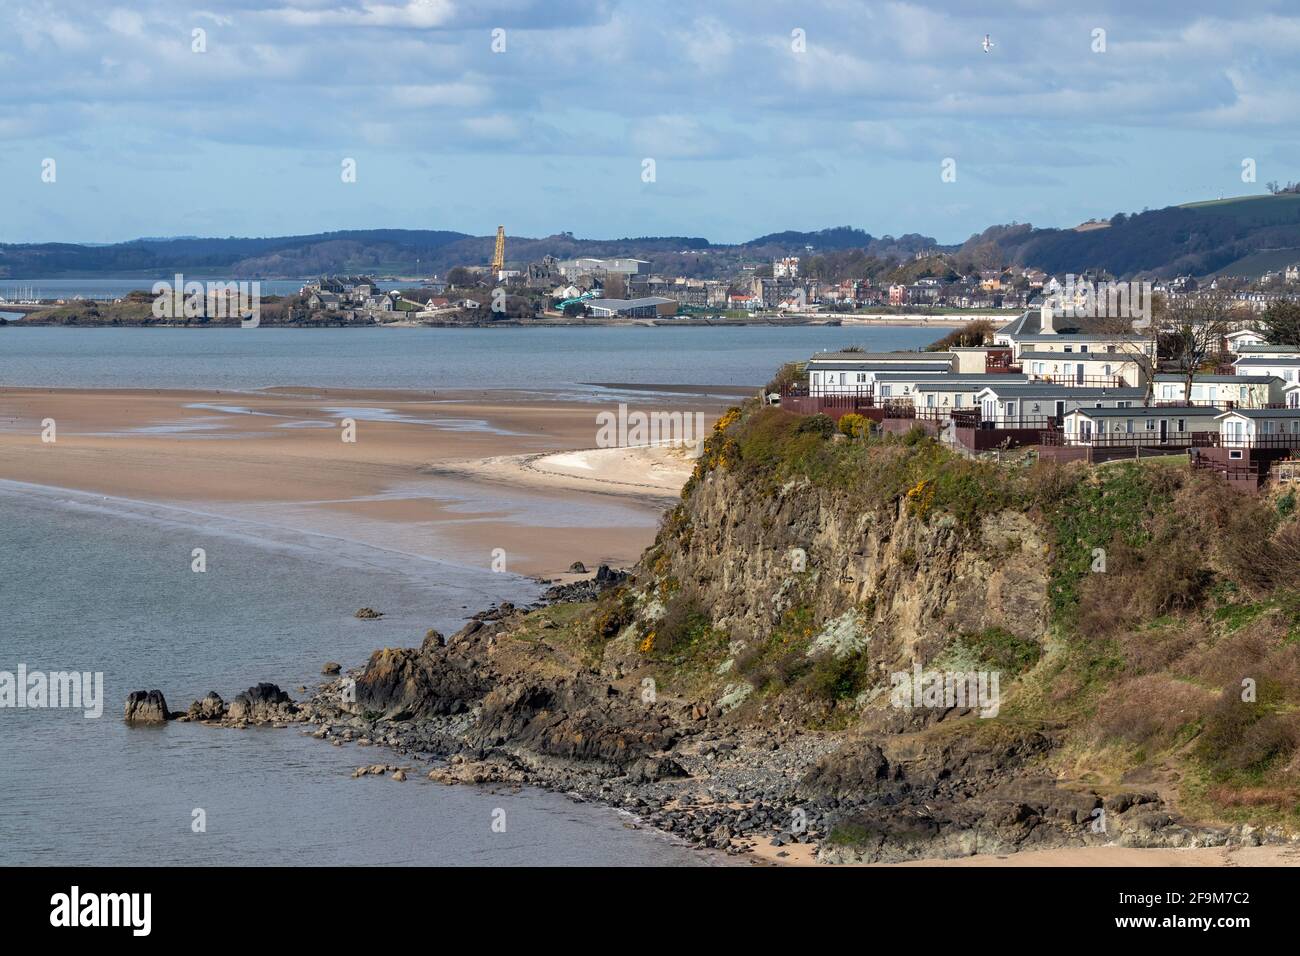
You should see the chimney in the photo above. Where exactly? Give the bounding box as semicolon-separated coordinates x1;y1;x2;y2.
1041;303;1056;335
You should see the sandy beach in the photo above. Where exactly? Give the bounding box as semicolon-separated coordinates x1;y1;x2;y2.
0;385;737;579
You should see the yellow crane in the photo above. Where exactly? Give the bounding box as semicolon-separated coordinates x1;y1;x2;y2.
490;225;506;276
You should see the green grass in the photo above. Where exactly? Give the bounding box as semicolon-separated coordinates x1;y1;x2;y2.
1041;461;1172;624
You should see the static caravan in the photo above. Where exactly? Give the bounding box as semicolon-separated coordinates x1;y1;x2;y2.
806;350;955;370
1235;344;1300;358
807;362;955;396
1224;328;1268;353
1216;409;1300;448
1062;406;1220;446
1233;356;1300;384
805;351;956;397
1152;374;1283;408
1019;350;1142;387
873;372;1027;404
973;384;1147;428
911;382;985;410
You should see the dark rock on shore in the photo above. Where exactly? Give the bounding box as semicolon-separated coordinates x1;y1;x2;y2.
186;691;228;721
123;690;175;724
354;607;384;620
228;683;296;723
352;623;490;720
542;564;629;603
322;662;342;675
470;679;680;769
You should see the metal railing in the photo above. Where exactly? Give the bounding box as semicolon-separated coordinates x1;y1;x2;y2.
1215;433;1300;450
1041;429;1216;448
969;415;1060;431
1028;374;1125;388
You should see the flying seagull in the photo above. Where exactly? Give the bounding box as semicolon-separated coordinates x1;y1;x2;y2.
982;34;994;53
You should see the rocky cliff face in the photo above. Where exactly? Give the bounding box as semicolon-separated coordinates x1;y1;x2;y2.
646;464;1050;664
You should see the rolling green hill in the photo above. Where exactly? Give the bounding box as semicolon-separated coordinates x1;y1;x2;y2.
970;193;1300;278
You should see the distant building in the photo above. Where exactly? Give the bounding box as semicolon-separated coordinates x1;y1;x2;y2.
773;257;800;279
556;257;651;279
583;296;678;318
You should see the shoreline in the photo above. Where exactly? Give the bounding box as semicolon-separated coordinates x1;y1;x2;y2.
4;313;986;329
137;588;1300;869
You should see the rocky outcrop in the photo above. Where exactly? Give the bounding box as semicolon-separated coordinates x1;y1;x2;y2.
185;692;228;721
227;683;296;723
123;690;174;724
469;679;682;770
354;607;383;620
352;626;491;720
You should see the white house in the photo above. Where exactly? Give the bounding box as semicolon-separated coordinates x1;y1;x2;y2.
1152;374;1283;408
993;306;1154;363
973;384;1147;427
1062;406;1220;445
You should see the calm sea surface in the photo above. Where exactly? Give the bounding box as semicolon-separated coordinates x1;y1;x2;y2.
0;324;942;390
0;323;941;865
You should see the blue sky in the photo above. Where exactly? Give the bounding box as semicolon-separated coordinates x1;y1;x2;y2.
2;0;1299;245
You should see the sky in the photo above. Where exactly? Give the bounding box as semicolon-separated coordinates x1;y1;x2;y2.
2;0;1299;246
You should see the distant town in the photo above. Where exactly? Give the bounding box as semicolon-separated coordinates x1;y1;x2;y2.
8;224;1300;329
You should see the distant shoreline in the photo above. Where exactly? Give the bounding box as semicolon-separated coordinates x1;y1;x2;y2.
3;313;980;329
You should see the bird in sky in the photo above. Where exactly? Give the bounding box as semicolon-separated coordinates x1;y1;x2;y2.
982;34;994;53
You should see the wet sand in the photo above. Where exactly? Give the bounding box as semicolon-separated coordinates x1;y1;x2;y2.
0;386;733;578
